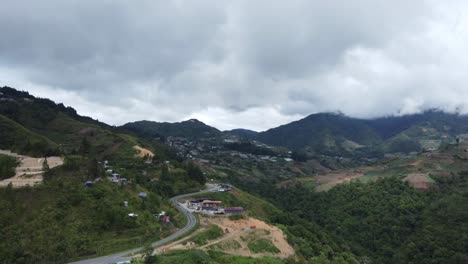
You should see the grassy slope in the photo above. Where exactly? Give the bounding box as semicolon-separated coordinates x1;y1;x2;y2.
0;161;189;264
0;90;146;160
0;114;58;156
0;88;203;263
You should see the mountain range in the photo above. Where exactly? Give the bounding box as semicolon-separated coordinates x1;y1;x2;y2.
120;109;468;158
3;85;468;160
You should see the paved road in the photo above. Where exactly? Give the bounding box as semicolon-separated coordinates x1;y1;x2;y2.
69;190;208;264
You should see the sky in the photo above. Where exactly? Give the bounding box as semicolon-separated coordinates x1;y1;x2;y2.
1;0;468;131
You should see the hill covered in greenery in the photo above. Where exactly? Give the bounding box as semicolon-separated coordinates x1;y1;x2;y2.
255;111;468;157
0;86;208;263
0;114;58;157
224;128;258;138
122;119;221;140
0;86;144;159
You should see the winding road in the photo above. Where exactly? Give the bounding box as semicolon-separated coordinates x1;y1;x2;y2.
69;190;208;264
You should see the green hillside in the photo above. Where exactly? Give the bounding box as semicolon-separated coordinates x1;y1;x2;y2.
0;114;58;157
0;87;208;263
256;113;382;156
255;111;468;157
0;160;189;263
0;86;142;160
122;119;221;140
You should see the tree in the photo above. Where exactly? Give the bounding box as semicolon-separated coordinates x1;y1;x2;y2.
142;242;158;264
80;137;90;156
291;150;308;162
160;164;170;182
42;157;50;172
187;162;205;185
87;158;98;177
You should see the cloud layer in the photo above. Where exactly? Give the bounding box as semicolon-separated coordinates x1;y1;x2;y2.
1;0;468;131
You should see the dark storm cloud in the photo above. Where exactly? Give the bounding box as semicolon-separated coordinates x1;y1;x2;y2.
1;0;467;130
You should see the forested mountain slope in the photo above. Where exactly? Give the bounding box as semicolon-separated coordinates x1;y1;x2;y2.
255;111;468;157
122;119;221;140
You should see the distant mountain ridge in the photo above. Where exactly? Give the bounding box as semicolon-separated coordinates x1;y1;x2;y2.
5;85;468;159
255;110;468;157
224;128;258;138
122;109;468;158
122;119;221;140
0;86;140;158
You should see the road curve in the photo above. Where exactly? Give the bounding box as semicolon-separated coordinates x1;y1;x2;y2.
69;190;208;264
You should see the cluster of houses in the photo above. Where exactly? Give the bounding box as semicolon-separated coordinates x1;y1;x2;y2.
165;135;292;164
212;183;233;192
84;160;131;187
186;197;244;215
102;160;128;184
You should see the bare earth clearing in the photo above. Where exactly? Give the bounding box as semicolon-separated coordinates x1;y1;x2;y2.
158;215;295;259
279;145;468;192
313;167;383;191
0;150;63;187
403;173;435;190
133;145;155;158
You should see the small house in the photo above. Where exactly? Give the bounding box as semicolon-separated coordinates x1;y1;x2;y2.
224;207;244;214
120;178;127;184
220;184;232;190
201;200;222;211
162;215;170;223
189;198;213;206
201;206;219;211
84;180;93;187
202;200;222;207
139;192;148;199
158;211;166;217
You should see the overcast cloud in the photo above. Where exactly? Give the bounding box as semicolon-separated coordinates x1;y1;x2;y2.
1;0;468;131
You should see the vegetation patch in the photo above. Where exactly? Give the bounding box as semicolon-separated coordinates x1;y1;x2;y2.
191;224;223;246
0;154;17;180
228;214;246;221
209;239;242;251
247;239;280;254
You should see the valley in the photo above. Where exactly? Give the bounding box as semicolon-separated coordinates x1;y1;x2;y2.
3;2;468;263
0;86;467;264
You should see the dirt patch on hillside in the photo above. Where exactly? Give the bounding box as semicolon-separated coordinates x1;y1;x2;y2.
404;173;435;190
0;154;63;187
318;167;379;183
78;127;97;135
133;145;154;158
161;216;294;259
409;159;423;167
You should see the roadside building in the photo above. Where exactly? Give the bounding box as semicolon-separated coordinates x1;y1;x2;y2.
201;200;222;211
189;198;212;207
224;207;244;214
